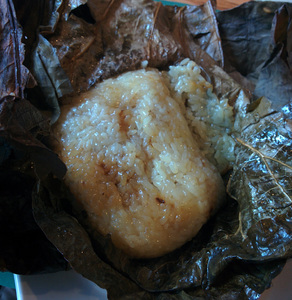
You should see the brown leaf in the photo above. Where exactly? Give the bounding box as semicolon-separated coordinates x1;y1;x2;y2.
0;95;66;179
0;0;30;99
49;0;224;93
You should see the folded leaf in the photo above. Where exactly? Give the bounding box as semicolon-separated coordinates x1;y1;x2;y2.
254;5;292;111
31;34;73;124
48;0;223;92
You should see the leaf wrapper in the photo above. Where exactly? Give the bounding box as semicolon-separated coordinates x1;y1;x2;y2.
1;0;292;299
217;1;292;110
0;0;68;274
31;1;292;299
47;0;223;93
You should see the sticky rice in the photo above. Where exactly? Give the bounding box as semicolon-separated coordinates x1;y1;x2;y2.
53;59;229;258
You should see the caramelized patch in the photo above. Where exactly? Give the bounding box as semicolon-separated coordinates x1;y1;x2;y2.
156;197;165;204
118;109;129;133
100;162;111;175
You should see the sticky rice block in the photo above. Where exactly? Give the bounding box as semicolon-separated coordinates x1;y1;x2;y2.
53;64;225;258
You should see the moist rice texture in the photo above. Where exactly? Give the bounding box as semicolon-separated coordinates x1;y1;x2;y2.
53;59;228;258
168;59;236;173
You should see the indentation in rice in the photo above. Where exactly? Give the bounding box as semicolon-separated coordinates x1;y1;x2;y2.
53;61;226;258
